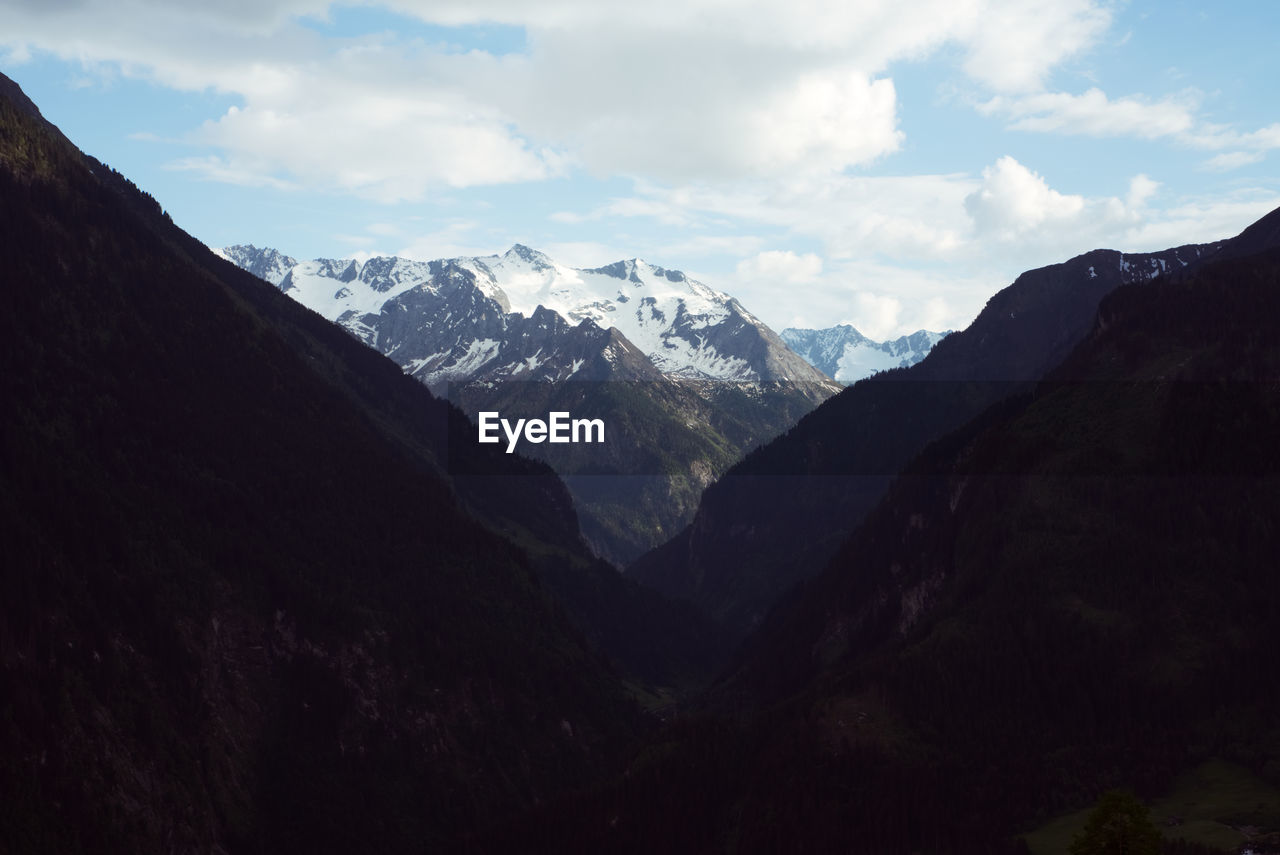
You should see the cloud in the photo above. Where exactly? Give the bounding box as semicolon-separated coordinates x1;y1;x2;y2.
980;88;1198;138
0;0;1118;191
965;156;1085;239
1184;122;1280;171
1201;151;1266;172
1118;192;1280;253
736;250;824;283
980;88;1280;170
959;0;1111;92
586;156;1280;335
851;291;903;340
396;220;491;260
167;155;297;190
1126;174;1160;208
189;95;556;202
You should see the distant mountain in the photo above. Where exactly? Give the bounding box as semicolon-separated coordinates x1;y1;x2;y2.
221;243;831;389
780;325;950;383
218;243;296;287
222;244;838;563
0;71;732;852
630;230;1245;639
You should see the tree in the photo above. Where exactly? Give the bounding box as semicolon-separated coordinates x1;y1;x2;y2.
1069;790;1162;855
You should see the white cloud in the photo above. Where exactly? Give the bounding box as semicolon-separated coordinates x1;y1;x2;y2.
1126;174;1160;208
396;220;492;260
1184;121;1280;151
0;0;1118;191
1201;151;1266;172
1117;192;1280;253
736;250;824;283
738;69;902;176
964;156;1086;240
851;291;904;340
189;95;555;202
167;155;297;190
585;157;1280;334
959;0;1111;92
980;88;1198;138
980;88;1280;172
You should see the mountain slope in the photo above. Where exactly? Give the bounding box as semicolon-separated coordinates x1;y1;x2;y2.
629;231;1240;639
0;72;728;851
489;239;1280;855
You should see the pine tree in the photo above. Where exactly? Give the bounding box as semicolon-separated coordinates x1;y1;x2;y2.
1069;790;1162;855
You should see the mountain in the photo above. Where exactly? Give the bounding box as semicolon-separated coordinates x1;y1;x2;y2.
218;242;297;286
781;324;950;383
486;231;1280;855
223;244;839;563
456;246;827;382
630;233;1237;640
0;71;733;851
222;243;833;389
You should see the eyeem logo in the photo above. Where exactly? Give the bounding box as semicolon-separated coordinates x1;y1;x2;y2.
478;411;605;454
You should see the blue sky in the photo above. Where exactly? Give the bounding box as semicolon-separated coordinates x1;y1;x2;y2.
3;1;1278;338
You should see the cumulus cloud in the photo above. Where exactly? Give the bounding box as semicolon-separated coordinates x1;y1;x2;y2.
964;156;1085;240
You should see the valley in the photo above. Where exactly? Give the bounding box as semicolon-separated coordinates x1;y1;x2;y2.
4;48;1279;855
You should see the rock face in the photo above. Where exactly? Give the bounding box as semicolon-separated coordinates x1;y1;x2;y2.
781;325;950;384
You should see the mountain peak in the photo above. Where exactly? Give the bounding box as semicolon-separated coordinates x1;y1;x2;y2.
0;72;47;123
504;243;552;265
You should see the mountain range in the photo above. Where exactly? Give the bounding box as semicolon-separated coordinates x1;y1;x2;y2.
219;243;832;389
5;67;1280;855
220;243;841;563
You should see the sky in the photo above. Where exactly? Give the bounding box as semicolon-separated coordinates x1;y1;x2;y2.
2;1;1278;339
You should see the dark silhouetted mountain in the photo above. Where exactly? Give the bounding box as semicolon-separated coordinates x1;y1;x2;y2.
485;237;1280;855
629;228;1253;640
0;72;728;852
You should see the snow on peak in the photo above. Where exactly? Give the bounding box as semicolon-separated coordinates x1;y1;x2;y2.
224;243;807;382
446;247;760;379
782;325;950;384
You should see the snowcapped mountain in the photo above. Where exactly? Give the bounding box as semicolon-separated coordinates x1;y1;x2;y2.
780;325;950;384
221;242;838;564
453;245;823;383
214;244;296;288
221;244;833;392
